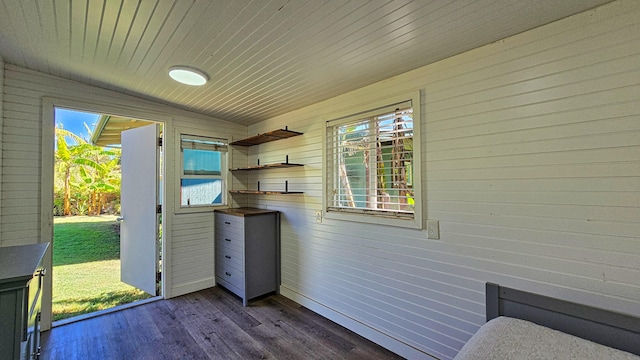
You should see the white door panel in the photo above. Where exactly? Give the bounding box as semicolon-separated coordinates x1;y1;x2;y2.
120;124;158;295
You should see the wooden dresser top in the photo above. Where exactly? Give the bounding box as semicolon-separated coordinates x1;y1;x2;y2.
215;207;279;217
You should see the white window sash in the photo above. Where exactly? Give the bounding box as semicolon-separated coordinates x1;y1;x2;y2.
179;133;228;207
326;103;414;217
180;134;228;152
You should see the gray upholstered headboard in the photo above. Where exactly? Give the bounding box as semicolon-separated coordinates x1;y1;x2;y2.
485;282;640;356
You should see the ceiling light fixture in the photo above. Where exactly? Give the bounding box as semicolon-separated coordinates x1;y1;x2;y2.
168;65;209;86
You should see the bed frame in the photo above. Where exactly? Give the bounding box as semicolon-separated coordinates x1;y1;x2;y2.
485;283;640;356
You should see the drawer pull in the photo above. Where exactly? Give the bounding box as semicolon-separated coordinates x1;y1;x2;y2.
224;221;231;225
225;272;231;276
225;238;231;242
225;255;231;259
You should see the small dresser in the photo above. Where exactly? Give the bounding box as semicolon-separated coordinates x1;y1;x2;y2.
0;243;49;360
215;208;279;306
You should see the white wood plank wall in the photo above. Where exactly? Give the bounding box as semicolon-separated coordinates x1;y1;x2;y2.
248;1;640;359
1;66;44;247
0;65;245;326
169;119;247;297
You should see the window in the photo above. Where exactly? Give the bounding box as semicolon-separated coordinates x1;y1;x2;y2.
180;134;227;207
325;96;421;228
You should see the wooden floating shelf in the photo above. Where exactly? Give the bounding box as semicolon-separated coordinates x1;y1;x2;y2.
231;163;304;171
229;180;302;195
229;190;304;195
230;127;303;146
231;155;304;171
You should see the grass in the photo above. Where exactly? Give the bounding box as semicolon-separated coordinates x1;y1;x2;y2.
52;215;152;321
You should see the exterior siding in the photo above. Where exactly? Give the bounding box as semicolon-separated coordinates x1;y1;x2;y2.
247;1;640;359
0;65;246;328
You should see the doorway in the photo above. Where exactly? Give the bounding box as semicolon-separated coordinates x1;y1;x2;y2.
52;107;163;323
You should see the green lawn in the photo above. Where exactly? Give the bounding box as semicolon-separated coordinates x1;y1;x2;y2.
52;216;152;321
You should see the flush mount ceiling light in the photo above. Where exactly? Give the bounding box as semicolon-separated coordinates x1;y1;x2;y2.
168;66;209;86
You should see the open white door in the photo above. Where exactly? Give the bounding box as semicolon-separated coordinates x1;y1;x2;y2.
120;124;159;295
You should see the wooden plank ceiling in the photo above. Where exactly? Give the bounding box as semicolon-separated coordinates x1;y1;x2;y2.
0;0;614;125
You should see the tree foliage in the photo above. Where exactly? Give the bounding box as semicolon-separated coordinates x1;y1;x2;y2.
54;125;121;216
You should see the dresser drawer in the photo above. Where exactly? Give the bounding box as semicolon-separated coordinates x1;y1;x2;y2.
215;245;243;271
215;231;244;253
216;263;243;290
215;213;244;231
216;275;243;298
215;222;244;238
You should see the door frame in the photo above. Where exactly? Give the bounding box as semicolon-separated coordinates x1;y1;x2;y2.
41;97;171;331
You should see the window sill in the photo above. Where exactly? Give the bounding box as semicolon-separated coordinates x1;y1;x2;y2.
175;205;225;215
323;210;422;229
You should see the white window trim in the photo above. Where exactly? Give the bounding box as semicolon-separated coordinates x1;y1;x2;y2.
322;91;422;229
174;128;231;214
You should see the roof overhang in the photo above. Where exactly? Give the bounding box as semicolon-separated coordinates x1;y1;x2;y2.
91;115;151;147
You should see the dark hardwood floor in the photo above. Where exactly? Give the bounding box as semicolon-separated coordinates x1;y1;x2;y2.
41;286;405;360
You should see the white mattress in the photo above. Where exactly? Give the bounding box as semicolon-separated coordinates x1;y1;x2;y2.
454;316;640;360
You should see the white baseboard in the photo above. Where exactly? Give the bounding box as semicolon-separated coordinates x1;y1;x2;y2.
170;278;216;298
279;285;436;360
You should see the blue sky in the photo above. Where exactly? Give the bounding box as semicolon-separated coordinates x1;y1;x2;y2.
54;108;101;143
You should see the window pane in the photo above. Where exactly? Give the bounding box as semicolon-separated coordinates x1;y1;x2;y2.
181;178;223;206
183;149;221;175
328;105;414;217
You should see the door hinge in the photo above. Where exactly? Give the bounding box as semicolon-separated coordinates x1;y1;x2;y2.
157;205;162;213
156;272;162;282
158;137;163;147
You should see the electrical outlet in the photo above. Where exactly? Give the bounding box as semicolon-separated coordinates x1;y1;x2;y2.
427;220;440;240
315;210;322;223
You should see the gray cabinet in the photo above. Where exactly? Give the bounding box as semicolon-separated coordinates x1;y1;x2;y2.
215;208;279;306
0;243;48;360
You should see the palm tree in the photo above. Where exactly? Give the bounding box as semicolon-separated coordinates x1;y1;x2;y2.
56;126;83;215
